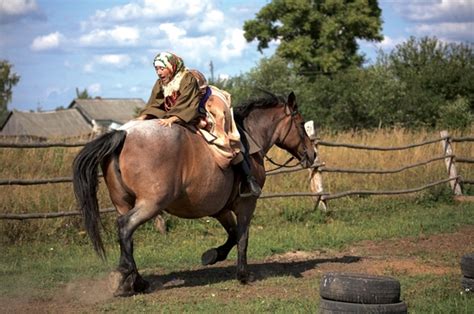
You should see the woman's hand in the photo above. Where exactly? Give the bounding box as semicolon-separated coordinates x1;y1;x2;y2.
158;116;179;127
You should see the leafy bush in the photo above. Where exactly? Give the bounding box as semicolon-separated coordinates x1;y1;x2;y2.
225;36;473;131
437;97;473;129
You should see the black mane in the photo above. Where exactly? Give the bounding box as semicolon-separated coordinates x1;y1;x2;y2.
233;92;285;124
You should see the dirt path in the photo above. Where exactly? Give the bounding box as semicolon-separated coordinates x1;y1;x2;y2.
3;226;473;313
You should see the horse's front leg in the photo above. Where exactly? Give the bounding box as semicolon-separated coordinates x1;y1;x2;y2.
110;204;157;297
234;198;257;283
202;209;237;265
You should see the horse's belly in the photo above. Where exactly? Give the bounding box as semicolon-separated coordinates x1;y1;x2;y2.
166;176;234;218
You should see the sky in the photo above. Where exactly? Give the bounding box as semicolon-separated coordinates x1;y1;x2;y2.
0;0;473;112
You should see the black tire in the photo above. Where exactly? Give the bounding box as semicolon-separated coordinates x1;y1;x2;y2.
320;272;401;304
319;299;408;314
461;276;474;292
460;253;474;278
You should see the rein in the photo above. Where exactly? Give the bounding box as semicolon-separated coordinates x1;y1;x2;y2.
264;155;298;170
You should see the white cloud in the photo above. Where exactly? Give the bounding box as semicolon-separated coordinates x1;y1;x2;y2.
82;0;211;29
158;23;187;39
412;22;474;42
218;73;230;81
0;0;37;15
79;26;140;47
374;36;406;50
0;0;44;24
198;9;225;32
83;63;94;73
390;0;474;43
218;28;248;60
88;83;101;94
45;86;69;99
30;32;63;51
394;0;473;24
74;0;257;70
90;2;142;23
83;54;132;73
96;54;131;67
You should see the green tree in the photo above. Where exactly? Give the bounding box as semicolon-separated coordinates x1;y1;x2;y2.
224;55;313;111
0;60;20;125
382;36;474;127
75;87;92;99
243;0;383;75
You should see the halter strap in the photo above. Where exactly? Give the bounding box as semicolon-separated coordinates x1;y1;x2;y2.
263;104;307;171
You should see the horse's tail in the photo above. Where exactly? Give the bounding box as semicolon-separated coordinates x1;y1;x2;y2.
72;130;126;259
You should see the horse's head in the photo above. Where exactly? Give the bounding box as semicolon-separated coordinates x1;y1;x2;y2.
274;92;315;168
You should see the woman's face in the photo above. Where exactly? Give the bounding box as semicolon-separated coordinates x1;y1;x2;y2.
155;66;172;84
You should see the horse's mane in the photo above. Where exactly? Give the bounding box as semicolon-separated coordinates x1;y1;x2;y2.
233;91;285;123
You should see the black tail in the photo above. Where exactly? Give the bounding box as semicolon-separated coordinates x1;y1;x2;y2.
72;130;126;259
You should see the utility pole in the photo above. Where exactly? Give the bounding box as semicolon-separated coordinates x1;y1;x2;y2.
209;60;215;84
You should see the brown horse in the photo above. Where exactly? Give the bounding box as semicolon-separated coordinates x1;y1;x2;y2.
72;91;315;296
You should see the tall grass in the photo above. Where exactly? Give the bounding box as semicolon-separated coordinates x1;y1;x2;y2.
271;127;473;198
0;127;472;243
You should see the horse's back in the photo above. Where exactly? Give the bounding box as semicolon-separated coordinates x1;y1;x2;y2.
112;120;234;217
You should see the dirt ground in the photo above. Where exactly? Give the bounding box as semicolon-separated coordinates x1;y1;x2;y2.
3;226;473;313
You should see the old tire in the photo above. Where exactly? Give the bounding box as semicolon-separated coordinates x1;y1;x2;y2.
461;276;474;292
319;299;408;314
320;272;401;304
460;253;474;278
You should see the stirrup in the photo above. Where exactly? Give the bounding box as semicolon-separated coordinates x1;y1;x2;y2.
239;177;262;198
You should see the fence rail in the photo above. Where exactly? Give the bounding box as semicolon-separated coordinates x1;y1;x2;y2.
2;153;471;186
0;142;88;148
1;130;472;219
2;136;472;149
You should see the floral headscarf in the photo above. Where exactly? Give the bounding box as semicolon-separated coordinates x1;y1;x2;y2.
153;52;184;80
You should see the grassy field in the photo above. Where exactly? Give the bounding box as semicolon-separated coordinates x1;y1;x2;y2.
0;127;473;312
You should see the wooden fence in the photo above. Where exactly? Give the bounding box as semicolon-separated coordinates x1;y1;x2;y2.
0;129;473;220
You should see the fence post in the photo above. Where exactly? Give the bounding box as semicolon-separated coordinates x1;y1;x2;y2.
305;121;328;211
440;130;462;195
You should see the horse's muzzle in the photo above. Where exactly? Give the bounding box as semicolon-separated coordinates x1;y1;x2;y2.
299;148;315;168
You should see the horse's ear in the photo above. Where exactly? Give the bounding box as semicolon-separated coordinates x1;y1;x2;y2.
288;91;297;110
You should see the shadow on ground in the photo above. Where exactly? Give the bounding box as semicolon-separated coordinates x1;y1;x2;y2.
144;255;360;293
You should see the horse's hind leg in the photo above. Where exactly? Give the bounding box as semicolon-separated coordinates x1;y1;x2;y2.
201;210;237;265
111;202;160;297
103;158;134;215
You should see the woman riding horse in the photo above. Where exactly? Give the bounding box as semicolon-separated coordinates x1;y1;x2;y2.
138;51;261;196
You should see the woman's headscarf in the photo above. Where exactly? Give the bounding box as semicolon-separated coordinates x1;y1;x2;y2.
153;52;185;82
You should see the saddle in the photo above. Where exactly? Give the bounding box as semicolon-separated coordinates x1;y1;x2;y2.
189;69;260;169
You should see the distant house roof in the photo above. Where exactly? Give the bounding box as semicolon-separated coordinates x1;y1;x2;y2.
0;109;93;139
69;98;145;124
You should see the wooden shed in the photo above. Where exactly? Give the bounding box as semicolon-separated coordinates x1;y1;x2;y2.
0;109;93;141
69;98;145;132
1;97;146;140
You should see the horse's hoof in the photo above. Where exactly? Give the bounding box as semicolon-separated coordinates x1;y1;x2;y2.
134;273;150;293
109;270;149;297
237;271;255;284
201;248;219;266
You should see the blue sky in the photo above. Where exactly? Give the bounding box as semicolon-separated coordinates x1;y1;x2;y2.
1;0;473;112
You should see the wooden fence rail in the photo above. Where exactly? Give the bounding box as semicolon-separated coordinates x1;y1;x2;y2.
0;142;88;148
0;130;472;219
1;136;472;149
2;153;471;186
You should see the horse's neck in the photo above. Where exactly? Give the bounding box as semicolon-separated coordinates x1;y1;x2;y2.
243;111;280;154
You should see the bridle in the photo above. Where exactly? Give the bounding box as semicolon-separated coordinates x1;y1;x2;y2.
264;103;311;171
